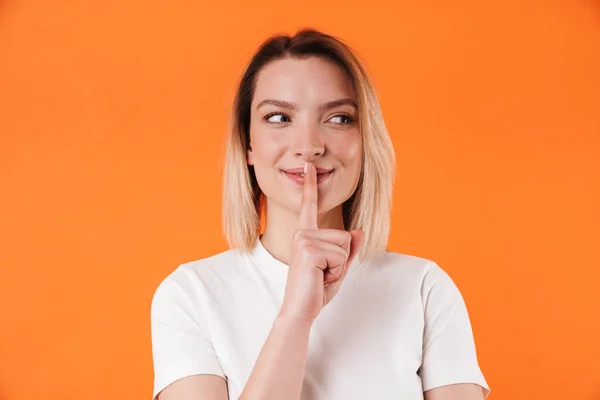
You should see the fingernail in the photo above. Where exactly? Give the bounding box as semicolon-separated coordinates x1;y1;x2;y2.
304;161;308;174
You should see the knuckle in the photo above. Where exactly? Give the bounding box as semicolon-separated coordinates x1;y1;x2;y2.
299;236;312;249
304;242;316;254
339;247;349;260
342;246;350;259
342;231;352;243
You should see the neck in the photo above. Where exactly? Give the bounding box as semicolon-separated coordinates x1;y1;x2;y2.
260;200;345;266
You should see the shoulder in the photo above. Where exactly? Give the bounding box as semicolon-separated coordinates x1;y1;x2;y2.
151;247;248;308
365;250;450;283
360;250;461;303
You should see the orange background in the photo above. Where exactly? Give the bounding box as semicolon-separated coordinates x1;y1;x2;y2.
1;1;599;399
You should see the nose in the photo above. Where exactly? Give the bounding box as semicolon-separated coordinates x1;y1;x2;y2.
291;125;325;161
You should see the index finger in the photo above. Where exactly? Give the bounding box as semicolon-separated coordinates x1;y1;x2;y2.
298;161;318;230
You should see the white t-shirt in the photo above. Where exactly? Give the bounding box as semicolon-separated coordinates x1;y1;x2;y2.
151;239;490;399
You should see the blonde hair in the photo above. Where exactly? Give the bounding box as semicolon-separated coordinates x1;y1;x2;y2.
222;28;396;261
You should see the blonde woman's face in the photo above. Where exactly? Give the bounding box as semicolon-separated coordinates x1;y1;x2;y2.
248;56;362;217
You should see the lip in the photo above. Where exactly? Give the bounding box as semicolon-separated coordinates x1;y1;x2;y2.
281;168;334;185
282;167;334;174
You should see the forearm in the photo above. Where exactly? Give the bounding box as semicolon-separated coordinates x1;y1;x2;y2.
239;314;313;400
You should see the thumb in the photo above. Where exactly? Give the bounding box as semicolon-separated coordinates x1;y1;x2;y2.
346;229;364;267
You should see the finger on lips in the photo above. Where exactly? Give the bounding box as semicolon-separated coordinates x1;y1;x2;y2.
298;161;318;230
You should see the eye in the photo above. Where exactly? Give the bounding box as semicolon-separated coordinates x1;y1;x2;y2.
264;113;290;124
328;114;355;125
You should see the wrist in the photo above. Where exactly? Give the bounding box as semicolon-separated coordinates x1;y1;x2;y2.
275;311;315;332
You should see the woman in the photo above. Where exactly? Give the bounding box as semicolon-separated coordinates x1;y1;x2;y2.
151;28;490;400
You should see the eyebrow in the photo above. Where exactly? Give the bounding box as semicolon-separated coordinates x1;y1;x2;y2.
255;98;357;111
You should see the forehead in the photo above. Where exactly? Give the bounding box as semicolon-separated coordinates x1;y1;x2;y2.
252;56;355;107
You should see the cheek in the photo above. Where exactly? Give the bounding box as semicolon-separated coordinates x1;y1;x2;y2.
249;130;287;166
330;134;362;167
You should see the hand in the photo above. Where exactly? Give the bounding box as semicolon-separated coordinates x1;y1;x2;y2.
279;161;363;323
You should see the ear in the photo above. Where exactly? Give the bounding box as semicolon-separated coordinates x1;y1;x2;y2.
247;146;254;166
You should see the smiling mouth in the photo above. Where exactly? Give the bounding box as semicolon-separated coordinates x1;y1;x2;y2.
281;170;334;185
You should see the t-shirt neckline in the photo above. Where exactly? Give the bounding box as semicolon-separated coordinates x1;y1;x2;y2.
250;236;290;282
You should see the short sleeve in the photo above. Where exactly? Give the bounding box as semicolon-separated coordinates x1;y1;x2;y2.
418;262;490;398
150;270;225;399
